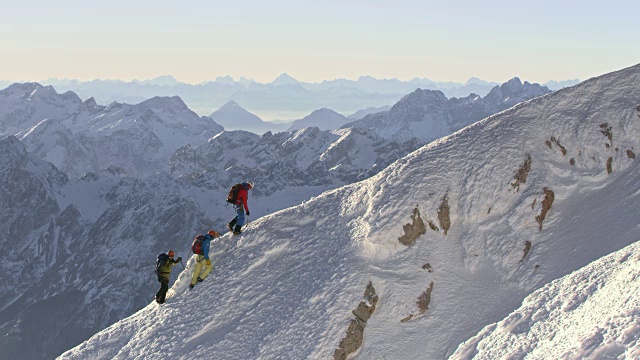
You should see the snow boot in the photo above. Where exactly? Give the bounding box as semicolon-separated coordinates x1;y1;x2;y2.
189;284;195;289
233;224;242;235
197;277;204;283
227;219;237;232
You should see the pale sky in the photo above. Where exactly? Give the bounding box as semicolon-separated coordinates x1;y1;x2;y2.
1;0;638;84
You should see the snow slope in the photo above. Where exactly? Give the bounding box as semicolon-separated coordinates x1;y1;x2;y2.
452;239;640;360
61;64;640;359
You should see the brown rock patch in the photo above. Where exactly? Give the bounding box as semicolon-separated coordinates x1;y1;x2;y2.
606;157;613;174
600;123;613;144
511;154;532;192
401;282;435;323
427;219;439;232
422;263;432;272
333;282;379;360
417;282;435;314
438;194;451;235
522;241;532;261
535;188;555;231
398;207;427;246
570;158;575;166
628;150;636;159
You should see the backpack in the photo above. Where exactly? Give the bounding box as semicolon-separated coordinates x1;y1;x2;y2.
226;183;243;204
192;234;205;255
155;253;169;276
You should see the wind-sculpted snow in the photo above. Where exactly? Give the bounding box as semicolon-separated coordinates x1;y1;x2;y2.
451;239;640;359
61;64;640;359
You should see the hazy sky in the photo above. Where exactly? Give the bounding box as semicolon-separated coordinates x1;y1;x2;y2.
1;0;638;84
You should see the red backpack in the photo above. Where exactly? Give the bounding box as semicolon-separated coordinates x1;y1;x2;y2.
226;183;242;204
191;235;205;255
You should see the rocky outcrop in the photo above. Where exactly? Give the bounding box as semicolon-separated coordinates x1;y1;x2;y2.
401;282;435;323
511;154;532;192
333;282;378;360
398;207;427;246
522;241;532;261
600;123;613;144
546;137;567;155
628;150;636;159
535;188;555;231
438;194;451;235
607;157;613;174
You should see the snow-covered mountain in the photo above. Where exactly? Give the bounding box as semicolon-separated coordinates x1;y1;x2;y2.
287;108;349;131
60;64;639;359
0;135;213;359
207;100;289;134
452;238;640;359
0;83;82;136
347;105;392;120
344;77;551;142
13;90;224;178
0;74;559;359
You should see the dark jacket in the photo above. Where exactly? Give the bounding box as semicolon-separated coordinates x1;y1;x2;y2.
158;258;179;280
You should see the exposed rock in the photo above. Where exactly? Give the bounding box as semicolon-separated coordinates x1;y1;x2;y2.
547;137;567;155
535;188;555;231
511;154;532;191
531;198;537;210
600;123;613;144
427;219;439;232
422;263;433;272
398;207;427;246
570;158;575;166
438;194;451;235
627;150;636;159
417;282;435;314
557;141;567;155
400;314;413;323
607;157;613;174
522;241;532;261
487;207;492;214
402;282;435;322
333;282;378;360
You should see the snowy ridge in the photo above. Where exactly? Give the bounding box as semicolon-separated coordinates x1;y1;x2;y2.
61;65;640;359
452;238;640;359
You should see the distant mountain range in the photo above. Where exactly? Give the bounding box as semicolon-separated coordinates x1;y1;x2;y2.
9;74;578;121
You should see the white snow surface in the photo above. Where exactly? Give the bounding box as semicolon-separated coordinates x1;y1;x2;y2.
60;64;640;360
451;238;640;360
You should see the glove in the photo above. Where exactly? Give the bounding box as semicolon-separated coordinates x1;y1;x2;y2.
246;211;250;216
177;257;182;262
206;259;211;266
